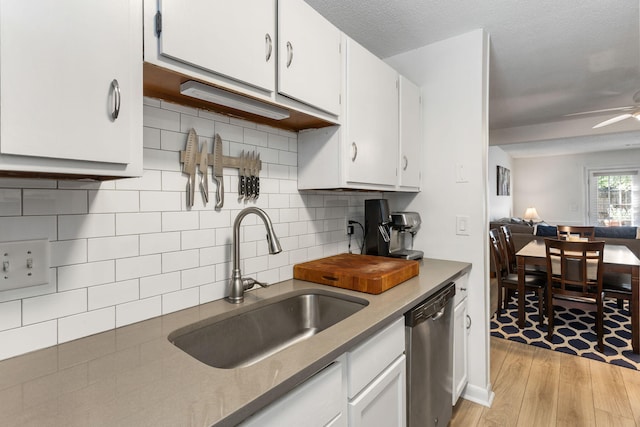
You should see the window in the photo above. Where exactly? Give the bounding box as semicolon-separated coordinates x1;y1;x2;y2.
587;168;640;226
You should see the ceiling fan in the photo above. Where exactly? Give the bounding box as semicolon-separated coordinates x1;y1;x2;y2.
565;90;640;129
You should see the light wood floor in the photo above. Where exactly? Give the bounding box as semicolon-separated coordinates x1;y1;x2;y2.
452;281;640;426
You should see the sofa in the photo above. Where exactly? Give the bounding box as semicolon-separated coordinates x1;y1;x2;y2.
489;218;640;274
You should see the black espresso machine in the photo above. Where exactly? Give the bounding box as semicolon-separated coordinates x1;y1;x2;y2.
364;199;423;260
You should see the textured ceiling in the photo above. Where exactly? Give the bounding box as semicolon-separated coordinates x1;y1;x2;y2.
305;0;640;155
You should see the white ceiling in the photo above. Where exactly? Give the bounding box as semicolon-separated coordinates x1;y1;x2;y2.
305;0;640;157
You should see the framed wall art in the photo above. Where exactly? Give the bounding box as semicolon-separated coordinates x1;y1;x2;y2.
497;165;510;196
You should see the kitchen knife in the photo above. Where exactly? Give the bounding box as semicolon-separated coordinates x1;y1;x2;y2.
199;141;209;204
247;152;255;199
255;153;261;199
183;129;198;207
238;149;245;199
213;133;224;209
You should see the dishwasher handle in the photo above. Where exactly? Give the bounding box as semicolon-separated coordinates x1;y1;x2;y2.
431;307;446;321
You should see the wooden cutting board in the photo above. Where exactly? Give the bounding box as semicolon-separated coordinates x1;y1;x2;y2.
293;253;419;294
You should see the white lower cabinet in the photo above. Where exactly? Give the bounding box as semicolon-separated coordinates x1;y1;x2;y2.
348;355;406;427
241;358;347;427
242;317;405;426
452;274;470;405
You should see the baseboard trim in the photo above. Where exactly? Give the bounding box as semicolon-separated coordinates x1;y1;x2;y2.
461;382;495;407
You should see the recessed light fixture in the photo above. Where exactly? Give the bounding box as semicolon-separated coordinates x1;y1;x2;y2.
180;81;290;120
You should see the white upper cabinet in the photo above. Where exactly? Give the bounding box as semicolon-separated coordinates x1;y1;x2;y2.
398;76;421;190
278;0;342;115
344;38;399;187
156;0;275;93
0;0;142;177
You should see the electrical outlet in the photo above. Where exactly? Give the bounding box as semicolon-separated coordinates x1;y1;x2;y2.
1;239;50;291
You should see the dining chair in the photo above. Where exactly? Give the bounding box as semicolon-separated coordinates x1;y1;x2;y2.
490;229;546;325
499;225;546;277
556;225;596;240
544;238;605;351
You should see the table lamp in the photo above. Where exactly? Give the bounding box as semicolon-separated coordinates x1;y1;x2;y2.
523;207;540;225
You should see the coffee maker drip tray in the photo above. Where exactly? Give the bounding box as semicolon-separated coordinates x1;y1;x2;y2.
389;249;424;260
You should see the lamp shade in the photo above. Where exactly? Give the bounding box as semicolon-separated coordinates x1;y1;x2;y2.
523;207;540;221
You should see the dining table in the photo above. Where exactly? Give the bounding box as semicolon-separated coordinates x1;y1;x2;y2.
516;239;640;353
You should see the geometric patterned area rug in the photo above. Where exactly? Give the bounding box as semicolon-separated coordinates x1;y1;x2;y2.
490;292;640;371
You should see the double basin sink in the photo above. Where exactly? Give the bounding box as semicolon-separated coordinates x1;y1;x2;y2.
168;290;369;369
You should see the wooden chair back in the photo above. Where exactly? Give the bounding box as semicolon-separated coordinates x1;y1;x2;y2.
544;238;604;298
499;225;517;274
489;228;509;280
556;225;596;241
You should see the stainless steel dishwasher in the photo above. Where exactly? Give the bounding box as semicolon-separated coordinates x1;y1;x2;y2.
405;282;456;427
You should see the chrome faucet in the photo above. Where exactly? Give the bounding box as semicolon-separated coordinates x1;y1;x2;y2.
227;207;282;303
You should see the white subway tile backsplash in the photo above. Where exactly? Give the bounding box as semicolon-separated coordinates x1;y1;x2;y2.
116;255;161;282
0;321;57;361
0;216;57;241
199;244;231;266
139;231;181;255
0;189;21;216
57;260;115;291
279;151;297;166
143;104;180;131
143;148;181;172
143;126;161;149
161;249;199;273
244;128;268;147
181;265;215;289
0;300;21;331
0;98;375;362
58;214;115;240
23;289;87;325
216;122;244;143
140;271;181;298
115;296;161;328
268;134;289;151
199;210;231;229
116;212;161;236
140;191;181;212
88;279;139;310
58;307;115;344
181;229;215;250
51;240;87;267
88;190;139;213
162;288;199;315
88;235;139;262
162;211;199;232
115;170;162;191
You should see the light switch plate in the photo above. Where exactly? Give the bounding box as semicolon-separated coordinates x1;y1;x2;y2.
1;239;50;291
456;215;470;236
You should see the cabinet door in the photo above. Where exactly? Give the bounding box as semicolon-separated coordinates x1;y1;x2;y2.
157;0;275;93
348;355;406;427
241;361;346;427
398;76;421;190
452;298;469;405
278;0;341;115
0;0;138;166
345;38;398;187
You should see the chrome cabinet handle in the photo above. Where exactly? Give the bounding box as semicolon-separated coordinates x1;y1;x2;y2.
351;142;358;162
402;155;408;171
111;79;121;120
286;41;293;68
466;314;472;329
265;33;272;62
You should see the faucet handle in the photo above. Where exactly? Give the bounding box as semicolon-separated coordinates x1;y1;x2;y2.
242;277;270;291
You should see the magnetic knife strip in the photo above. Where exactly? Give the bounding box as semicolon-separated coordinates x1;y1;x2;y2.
179;129;262;209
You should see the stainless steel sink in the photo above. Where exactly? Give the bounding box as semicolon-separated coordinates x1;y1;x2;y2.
168;290;368;369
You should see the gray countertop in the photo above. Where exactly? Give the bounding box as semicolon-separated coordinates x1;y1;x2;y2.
0;257;470;426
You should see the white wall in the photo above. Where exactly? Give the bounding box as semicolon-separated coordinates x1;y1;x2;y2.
0;98;376;361
386;29;493;406
488;146;513;220
513;148;640;225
